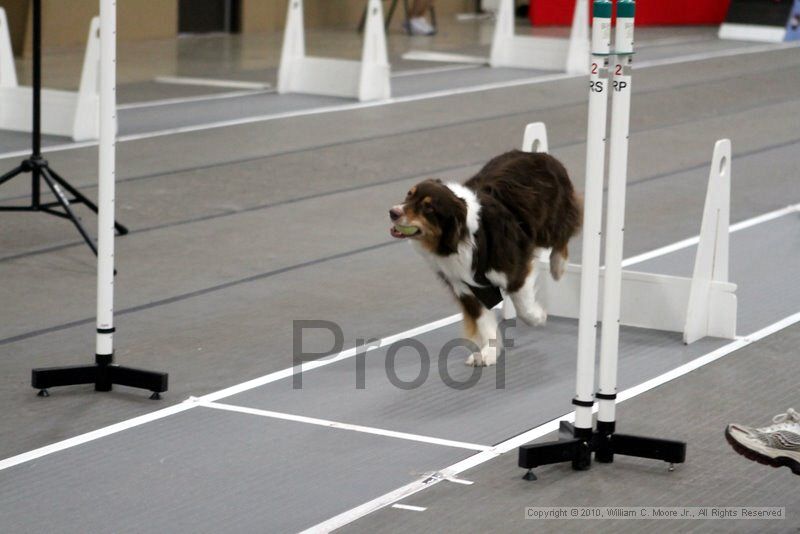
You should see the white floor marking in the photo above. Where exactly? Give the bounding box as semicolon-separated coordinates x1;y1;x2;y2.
200;401;491;452
117;89;273;111
1;40;797;162
154;76;271;90
199;313;463;404
0;202;796;473
621;202;800;267
0;399;198;472
636;36;717;49
400;50;489;65
391;63;484;77
445;477;474;485
392;503;427;511
303;309;800;533
118;64;493;112
636;42;800;69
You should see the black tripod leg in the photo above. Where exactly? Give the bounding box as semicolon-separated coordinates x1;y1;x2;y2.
0;165;25;188
357;5;367;32
40;167;97;255
46;167;129;235
387;0;400;30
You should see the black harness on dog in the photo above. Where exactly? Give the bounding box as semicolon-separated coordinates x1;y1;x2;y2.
467;271;504;309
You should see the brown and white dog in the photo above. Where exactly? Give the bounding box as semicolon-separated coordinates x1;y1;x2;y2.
389;150;581;366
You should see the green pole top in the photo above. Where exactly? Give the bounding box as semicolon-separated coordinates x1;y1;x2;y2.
617;0;636;18
593;0;612;19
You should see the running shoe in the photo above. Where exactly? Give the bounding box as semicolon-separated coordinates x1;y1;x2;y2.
725;408;800;475
404;17;437;36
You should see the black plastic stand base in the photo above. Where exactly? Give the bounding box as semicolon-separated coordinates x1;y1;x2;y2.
0;156;128;256
32;354;168;399
518;421;686;480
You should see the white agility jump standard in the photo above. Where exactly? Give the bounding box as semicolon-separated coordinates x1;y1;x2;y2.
403;0;589;75
277;0;391;101
519;0;716;476
0;8;99;140
490;0;589;73
502;124;736;343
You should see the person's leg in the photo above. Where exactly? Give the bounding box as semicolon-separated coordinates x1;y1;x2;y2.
409;0;433;18
406;0;436;35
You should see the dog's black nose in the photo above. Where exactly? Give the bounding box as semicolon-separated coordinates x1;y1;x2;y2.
389;208;402;221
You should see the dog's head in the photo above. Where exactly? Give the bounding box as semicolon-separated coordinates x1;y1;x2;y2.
389;179;467;254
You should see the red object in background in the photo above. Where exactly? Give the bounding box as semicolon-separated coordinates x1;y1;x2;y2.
529;0;733;26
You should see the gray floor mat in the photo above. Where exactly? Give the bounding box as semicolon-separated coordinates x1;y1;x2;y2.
0;406;471;534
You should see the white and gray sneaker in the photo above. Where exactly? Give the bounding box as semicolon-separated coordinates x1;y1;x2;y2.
404;16;437;36
725;408;800;475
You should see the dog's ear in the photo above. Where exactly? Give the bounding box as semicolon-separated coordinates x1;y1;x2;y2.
436;197;467;255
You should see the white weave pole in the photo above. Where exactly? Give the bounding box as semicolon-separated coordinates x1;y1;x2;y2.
597;0;635;431
95;0;116;364
573;0;612;436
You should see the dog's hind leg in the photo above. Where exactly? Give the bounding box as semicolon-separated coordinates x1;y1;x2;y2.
458;294;499;367
549;242;569;281
509;262;547;327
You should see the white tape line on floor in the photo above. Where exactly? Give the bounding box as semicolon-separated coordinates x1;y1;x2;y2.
200;400;492;452
392;503;427;512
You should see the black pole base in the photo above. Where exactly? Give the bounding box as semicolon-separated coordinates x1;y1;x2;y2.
0;156;129;256
518;421;686;480
31;354;168;399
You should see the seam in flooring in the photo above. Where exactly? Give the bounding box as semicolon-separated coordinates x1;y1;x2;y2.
0;240;398;347
2;124;799;266
0;198;793;371
3;57;799;205
1;42;798;164
2;183;798;350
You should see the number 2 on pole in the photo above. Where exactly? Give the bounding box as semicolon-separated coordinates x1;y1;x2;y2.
591;63;598;75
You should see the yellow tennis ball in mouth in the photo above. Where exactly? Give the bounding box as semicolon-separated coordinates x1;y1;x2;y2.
394;224;419;236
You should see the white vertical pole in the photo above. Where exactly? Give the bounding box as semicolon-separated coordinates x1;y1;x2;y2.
573;0;611;434
597;0;635;428
95;0;116;364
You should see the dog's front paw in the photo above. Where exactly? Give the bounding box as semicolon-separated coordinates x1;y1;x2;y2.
465;344;498;367
519;302;547;327
481;344;498;366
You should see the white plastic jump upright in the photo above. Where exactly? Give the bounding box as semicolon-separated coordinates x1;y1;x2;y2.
505;123;737;345
0;9;99;140
277;0;391;101
683;139;734;344
490;0;589;74
403;0;589;74
519;0;701;480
